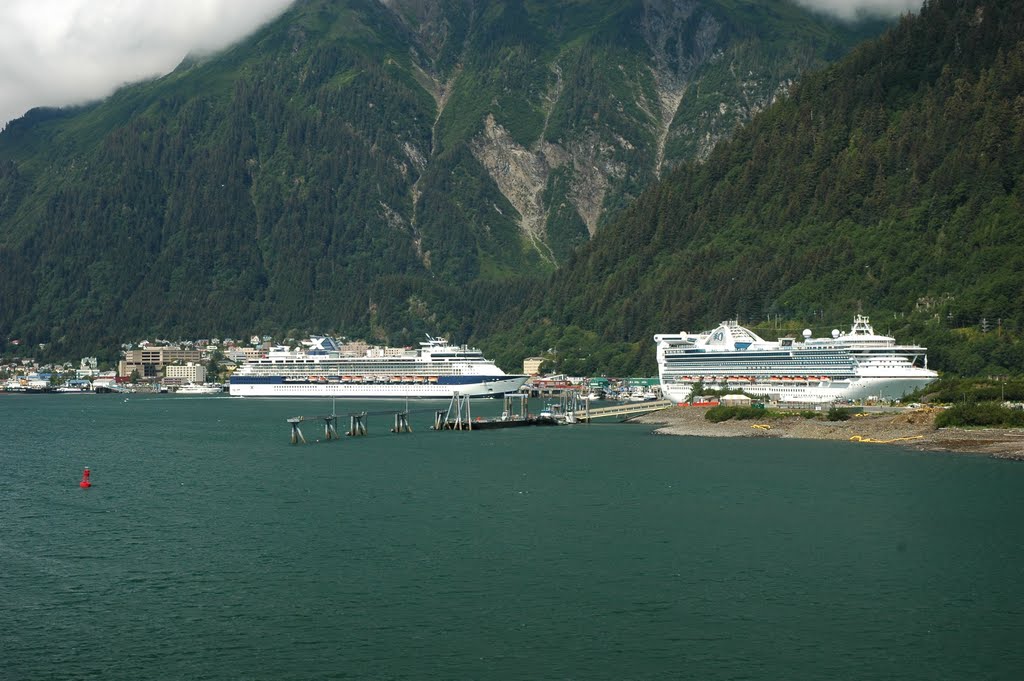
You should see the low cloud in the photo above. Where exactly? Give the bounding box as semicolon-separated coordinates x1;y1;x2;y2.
0;1;295;130
794;0;923;21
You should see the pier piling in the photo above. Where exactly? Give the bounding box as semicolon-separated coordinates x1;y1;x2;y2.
347;412;368;436
288;417;307;445
324;415;340;440
391;412;413;433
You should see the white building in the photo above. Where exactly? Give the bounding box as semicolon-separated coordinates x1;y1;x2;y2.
720;394;752;407
165;363;207;385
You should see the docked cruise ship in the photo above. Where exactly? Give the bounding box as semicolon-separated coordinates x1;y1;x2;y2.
655;315;938;404
229;335;528;398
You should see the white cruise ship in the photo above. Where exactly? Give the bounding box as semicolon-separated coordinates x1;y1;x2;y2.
655;315;938;404
229;335;528;398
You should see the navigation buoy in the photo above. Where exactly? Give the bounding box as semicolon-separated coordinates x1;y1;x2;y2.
79;467;91;489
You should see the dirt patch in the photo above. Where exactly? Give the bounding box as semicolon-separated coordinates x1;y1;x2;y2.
628;407;1024;460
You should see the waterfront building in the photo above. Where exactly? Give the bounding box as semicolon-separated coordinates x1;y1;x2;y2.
119;346;203;379
165;363;207;385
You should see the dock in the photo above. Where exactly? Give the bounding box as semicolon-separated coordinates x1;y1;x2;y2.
433;393;557;430
576;399;674;422
284;394;673;441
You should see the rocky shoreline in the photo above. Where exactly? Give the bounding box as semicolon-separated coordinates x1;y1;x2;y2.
628;406;1024;460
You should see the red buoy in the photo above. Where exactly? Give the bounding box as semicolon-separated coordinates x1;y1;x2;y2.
79;467;91;489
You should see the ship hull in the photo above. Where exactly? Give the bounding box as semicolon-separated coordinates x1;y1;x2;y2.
660;372;936;404
229;375;529;398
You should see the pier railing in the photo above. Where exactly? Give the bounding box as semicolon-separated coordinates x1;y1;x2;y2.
576;400;673;422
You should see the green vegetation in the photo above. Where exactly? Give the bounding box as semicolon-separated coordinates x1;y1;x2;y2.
536;0;1024;377
705;405;788;422
909;376;1024;404
935;403;1024;428
826;407;852;422
3;0;1023;390
0;0;880;361
704;405;853;423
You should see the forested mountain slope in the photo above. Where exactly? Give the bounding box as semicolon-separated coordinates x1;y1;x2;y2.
515;0;1024;377
0;0;882;358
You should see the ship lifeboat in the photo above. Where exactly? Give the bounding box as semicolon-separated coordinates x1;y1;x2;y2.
428;376;438;383
342;375;352;382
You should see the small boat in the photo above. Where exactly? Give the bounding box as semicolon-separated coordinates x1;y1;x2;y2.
175;384;223;395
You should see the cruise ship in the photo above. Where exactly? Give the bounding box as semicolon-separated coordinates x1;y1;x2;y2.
229;335;528;398
655;315;938;404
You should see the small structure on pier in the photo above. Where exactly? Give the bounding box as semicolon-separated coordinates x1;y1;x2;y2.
435;392;473;430
433;392;558;431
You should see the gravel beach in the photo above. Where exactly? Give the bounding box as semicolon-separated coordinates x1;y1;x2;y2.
629;406;1024;460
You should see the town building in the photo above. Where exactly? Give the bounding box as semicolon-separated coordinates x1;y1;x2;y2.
523;357;545;375
164;363;207;385
119;346;202;379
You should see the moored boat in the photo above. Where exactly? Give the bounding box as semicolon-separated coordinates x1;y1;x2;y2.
229;335;527;398
655;315;937;404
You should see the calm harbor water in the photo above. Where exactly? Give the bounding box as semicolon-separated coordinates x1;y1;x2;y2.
3;393;1023;680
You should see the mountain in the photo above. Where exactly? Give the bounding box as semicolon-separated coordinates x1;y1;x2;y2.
0;0;884;359
517;0;1024;377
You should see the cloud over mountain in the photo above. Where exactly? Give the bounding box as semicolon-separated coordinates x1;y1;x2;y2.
0;0;294;130
794;0;923;21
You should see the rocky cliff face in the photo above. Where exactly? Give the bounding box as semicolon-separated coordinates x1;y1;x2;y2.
379;0;856;264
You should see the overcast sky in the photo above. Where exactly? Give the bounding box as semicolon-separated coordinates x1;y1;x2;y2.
0;0;294;130
0;0;923;132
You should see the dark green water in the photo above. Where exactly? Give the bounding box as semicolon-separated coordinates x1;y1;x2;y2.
3;394;1023;680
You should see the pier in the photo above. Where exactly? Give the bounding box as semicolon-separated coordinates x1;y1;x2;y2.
287;414;341;444
576;399;674;422
285;393;666;441
433;393;557;430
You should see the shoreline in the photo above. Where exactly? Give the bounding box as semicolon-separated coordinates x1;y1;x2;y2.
628;406;1024;460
